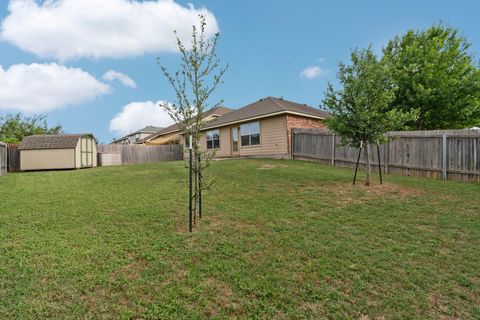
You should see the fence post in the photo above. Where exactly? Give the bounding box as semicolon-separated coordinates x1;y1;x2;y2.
442;133;448;180
474;137;477;177
385;142;389;174
331;133;335;166
291;129;295;160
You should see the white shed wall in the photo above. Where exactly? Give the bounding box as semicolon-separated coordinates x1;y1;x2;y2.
75;136;97;168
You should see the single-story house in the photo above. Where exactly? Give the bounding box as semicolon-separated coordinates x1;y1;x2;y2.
0;141;7;176
19;134;97;171
112;126;163;144
140;106;233;145
145;97;330;159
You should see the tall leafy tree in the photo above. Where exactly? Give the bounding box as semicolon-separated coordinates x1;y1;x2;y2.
382;24;480;130
323;48;415;186
0;113;63;143
158;15;227;227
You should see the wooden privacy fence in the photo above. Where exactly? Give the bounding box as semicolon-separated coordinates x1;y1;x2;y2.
97;144;183;165
0;142;7;175
7;144;20;173
292;128;480;182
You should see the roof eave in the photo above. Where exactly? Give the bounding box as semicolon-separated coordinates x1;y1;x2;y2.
201;110;327;131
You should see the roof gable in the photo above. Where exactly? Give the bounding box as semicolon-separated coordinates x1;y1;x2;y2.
112;125;164;143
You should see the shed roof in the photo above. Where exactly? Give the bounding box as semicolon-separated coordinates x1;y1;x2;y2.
203;97;330;130
19;134;94;150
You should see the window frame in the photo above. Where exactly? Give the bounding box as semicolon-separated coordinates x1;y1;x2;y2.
240;121;261;147
206;129;220;150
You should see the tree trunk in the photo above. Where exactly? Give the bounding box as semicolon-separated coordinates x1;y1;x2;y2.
196;166;200;220
192;156;198;224
416;116;423;130
364;141;371;186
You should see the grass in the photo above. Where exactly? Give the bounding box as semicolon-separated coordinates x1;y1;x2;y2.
0;159;479;319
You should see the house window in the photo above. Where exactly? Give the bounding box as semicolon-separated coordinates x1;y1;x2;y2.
240;122;260;146
135;133;140;143
206;129;220;149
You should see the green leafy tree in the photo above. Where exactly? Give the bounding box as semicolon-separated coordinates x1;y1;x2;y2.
0;113;63;143
323;48;415;186
382;24;480;130
158;15;227;226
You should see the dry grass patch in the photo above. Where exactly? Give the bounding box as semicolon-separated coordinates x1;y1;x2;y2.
111;258;148;282
300;301;326;317
201;277;240;318
258;163;288;170
332;182;423;207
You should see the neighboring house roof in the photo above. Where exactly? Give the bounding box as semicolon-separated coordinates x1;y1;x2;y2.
112;125;164;143
139;126;164;133
19;134;94;150
140;106;233;143
203;97;330;130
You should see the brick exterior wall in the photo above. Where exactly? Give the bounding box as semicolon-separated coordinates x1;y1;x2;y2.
286;114;327;157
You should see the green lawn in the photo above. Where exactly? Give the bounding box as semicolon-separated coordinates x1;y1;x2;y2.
0;159;479;319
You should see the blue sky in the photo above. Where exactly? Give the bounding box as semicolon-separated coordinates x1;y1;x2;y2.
0;0;479;143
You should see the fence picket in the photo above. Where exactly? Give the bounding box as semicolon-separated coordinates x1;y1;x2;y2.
292;128;480;182
97;144;183;165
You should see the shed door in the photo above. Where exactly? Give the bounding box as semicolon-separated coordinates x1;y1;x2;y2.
80;138;93;167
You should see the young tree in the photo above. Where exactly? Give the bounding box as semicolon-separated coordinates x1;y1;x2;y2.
382;24;480;130
158;15;227;227
0;113;63;143
323;48;415;186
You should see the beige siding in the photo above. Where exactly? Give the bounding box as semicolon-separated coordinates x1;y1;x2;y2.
199;127;231;157
195;115;289;159
21;149;75;171
238;115;288;157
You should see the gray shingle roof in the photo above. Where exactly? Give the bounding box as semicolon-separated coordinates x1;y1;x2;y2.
138;126;163;133
19;134;94;150
203;97;330;129
140;106;233;142
112;126;164;143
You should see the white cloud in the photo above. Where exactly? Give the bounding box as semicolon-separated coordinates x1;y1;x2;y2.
0;63;110;113
1;0;219;61
109;101;175;136
300;66;329;79
103;70;136;88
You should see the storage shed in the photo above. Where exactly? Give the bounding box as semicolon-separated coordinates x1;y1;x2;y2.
19;134;97;171
0;142;7;176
